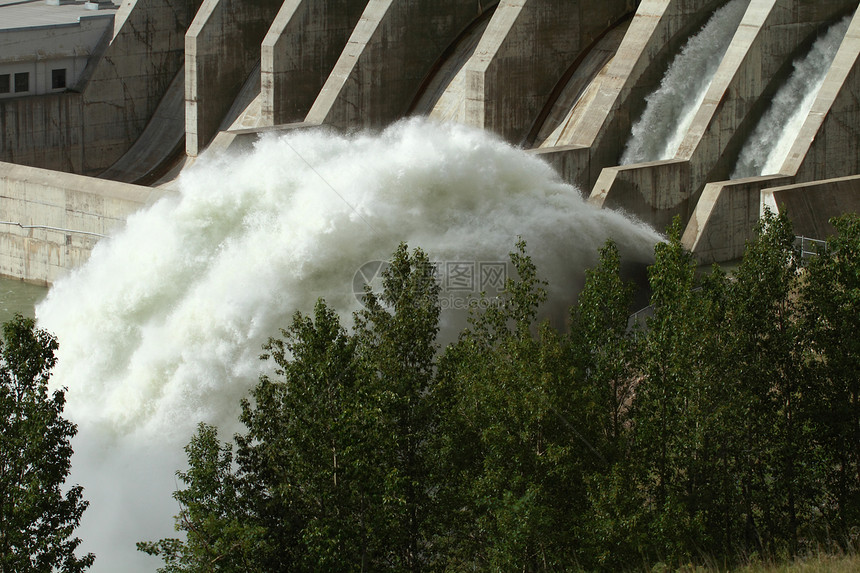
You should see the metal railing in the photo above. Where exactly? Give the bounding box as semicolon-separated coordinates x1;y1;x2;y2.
795;235;827;263
0;220;107;238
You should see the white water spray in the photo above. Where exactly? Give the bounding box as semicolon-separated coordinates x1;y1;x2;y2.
37;119;661;572
731;16;850;179
621;0;748;165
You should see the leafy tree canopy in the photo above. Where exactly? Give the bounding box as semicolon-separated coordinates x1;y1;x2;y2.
0;314;93;573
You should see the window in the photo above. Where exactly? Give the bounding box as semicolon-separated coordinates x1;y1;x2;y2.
0;74;9;94
51;68;67;90
14;72;29;93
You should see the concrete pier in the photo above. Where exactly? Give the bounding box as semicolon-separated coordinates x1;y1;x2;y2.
683;5;860;262
529;0;727;193
589;0;858;235
261;0;369;126
462;0;636;144
82;0;202;174
185;0;282;156
304;0;498;130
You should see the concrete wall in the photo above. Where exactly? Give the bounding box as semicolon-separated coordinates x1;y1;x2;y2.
463;0;636;144
788;9;860;183
0;93;84;172
681;0;856;189
305;0;497;130
589;0;857;235
261;0;370;126
82;0;203;175
589;158;690;233
682;174;791;262
682;5;860;263
530;0;726;191
0;161;160;284
762;175;860;239
185;0;283;156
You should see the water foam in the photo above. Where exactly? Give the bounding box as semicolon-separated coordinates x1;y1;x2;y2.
620;0;748;165
37;119;661;571
731;16;850;179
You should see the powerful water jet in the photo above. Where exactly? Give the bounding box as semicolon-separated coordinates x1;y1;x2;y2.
36;120;661;572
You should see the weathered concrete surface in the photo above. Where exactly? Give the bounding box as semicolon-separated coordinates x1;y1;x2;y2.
532;21;631;148
185;0;282;156
589;158;689;233
0;161;161;284
261;0;370;126
0;93;84;172
463;0;636;144
786;8;860;183
682;175;791;262
305;0;498;130
410;12;494;123
590;0;857;235
82;0;203;174
682;6;860;263
763;175;860;239
679;0;856;188
530;0;726;191
98;66;186;185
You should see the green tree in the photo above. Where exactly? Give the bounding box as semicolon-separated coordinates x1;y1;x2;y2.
722;209;813;554
631;218;713;563
436;240;594;569
142;245;444;572
566;240;645;569
0;314;93;573
138;423;262;573
568;239;637;463
350;243;442;571
802;213;860;536
235;298;375;572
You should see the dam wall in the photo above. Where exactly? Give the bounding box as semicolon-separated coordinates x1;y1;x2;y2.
462;0;636;144
685;7;860;262
185;0;283;156
0;161;161;284
81;0;202;174
304;0;498;130
762;175;860;239
590;0;859;235
261;0;370;126
2;0;860;282
0;93;84;173
527;0;727;193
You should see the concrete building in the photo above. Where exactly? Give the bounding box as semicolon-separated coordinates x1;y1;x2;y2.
1;0;859;283
0;1;115;99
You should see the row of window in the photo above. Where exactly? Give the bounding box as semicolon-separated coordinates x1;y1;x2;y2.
0;69;67;95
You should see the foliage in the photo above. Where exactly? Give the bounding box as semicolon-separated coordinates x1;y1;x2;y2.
0;314;93;573
144;213;860;571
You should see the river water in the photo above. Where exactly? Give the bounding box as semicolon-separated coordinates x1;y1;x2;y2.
0;276;48;323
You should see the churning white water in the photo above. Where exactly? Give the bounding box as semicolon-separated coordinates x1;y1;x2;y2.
620;0;748;165
37;119;661;572
731;16;851;179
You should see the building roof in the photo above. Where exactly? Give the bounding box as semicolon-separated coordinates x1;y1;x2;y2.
0;0;115;32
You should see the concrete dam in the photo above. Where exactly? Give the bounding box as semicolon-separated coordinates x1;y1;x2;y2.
5;2;860;569
2;0;860;284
